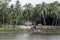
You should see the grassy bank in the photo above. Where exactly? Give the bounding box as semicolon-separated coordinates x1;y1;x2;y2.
0;28;24;31
0;28;31;33
41;28;60;33
0;28;60;34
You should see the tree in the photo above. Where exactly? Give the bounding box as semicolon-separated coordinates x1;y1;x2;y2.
14;0;22;27
40;2;48;25
1;0;9;28
9;4;14;27
50;1;59;26
23;3;33;22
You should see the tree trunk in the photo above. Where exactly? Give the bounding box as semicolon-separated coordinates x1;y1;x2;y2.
55;18;58;26
52;18;55;26
3;15;4;28
42;10;46;25
55;15;58;26
52;14;56;26
16;18;18;28
10;14;12;28
43;17;46;25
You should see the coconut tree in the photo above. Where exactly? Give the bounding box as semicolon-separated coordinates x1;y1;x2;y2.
1;1;9;28
40;2;48;25
10;4;14;27
14;0;22;27
32;4;42;25
51;1;59;26
23;3;33;25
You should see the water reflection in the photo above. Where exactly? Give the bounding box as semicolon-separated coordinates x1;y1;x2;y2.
28;34;51;40
0;33;60;40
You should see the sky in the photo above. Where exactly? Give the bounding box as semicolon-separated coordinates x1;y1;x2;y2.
10;0;60;6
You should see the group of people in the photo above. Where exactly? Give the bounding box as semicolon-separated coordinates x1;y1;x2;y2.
31;25;40;32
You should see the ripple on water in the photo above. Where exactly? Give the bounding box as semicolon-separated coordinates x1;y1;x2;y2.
0;33;60;40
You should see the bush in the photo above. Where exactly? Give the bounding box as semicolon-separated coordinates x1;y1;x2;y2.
0;28;24;31
0;23;3;28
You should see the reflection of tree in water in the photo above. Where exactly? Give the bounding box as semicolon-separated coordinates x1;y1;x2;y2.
27;34;42;40
0;34;60;40
27;34;52;40
0;33;17;40
27;34;34;40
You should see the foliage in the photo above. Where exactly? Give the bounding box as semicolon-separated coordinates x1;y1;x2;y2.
0;0;60;28
0;28;24;31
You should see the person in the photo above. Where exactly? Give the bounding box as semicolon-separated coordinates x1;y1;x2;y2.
33;23;37;29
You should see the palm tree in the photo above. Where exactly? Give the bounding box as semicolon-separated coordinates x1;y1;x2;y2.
15;0;22;27
51;1;58;26
10;4;14;27
1;1;9;28
40;2;47;25
23;3;33;25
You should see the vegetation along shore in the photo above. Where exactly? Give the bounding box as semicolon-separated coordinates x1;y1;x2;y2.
0;0;60;34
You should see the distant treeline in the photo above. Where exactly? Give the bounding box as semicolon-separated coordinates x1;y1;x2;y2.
0;0;60;28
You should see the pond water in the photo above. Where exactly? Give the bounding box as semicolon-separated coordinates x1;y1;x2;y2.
0;33;60;40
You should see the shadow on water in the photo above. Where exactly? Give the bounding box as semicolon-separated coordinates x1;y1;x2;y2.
28;33;60;40
28;34;51;40
0;33;60;40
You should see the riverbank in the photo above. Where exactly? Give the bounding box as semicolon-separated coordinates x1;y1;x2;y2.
40;28;60;34
0;28;31;33
0;28;60;34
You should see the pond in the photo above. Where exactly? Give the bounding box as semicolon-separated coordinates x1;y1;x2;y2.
0;33;60;40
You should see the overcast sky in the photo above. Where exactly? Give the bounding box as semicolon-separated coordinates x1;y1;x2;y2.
10;0;60;6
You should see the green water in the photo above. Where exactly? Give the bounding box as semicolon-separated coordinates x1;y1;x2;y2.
0;33;60;40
